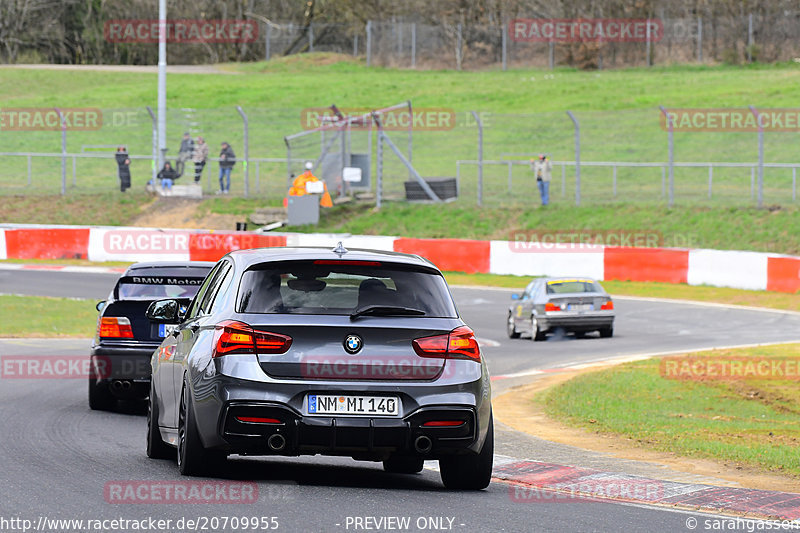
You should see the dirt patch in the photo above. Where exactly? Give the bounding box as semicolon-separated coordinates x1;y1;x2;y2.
129;198;242;230
493;368;800;492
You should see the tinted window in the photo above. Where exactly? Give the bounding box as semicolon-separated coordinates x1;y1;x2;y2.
197;262;232;316
238;261;457;318
187;263;224;319
546;279;604;294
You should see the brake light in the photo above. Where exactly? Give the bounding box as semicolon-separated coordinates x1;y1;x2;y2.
98;316;134;339
544;302;561;312
236;416;282;424
212;321;292;358
422;420;465;427
601;300;614;310
313;260;381;266
412;326;481;362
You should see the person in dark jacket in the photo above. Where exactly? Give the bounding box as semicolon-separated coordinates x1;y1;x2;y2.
176;132;194;177
218;141;236;194
157;161;179;192
115;146;131;192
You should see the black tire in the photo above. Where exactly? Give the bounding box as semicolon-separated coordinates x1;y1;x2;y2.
506;312;520;339
177;381;225;476
383;455;425;474
439;414;494;490
88;378;114;411
531;316;547;341
599;326;614;338
147;383;174;460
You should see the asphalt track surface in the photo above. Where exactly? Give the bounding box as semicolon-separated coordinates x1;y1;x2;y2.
2;269;800;532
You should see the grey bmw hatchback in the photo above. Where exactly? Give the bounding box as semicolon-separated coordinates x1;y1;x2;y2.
145;245;493;490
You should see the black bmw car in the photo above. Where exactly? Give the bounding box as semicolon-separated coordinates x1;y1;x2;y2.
89;261;214;410
145;245;494;490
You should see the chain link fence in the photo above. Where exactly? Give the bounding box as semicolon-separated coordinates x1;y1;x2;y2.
2;105;800;208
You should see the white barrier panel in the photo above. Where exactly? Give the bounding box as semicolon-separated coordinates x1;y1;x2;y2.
489;240;605;279
88;228;191;262
288;233;398;251
0;229;6;260
688;249;768;291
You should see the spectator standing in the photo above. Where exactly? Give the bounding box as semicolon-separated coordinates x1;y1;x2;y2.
531;154;553;206
218;141;236;194
176;132;194;177
192;136;209;183
115;146;131;192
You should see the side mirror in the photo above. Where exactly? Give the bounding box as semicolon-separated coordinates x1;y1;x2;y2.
146;299;181;324
511;293;520;300
95;300;106;312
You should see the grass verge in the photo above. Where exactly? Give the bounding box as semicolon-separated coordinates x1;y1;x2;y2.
0;295;96;337
539;344;800;477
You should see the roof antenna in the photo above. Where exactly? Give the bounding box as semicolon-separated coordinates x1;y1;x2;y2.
333;241;348;257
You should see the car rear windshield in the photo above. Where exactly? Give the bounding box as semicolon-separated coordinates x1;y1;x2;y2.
546;279;603;294
237;260;458;317
116;275;206;300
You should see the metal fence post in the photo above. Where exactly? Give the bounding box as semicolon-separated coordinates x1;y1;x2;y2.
751;167;755;199
55;108;66;195
549;41;554;69
501;21;507;71
366;21;372;66
236;106;249;197
146;106;158;186
472;111;483;206
646;18;651;66
353;34;358;56
407;101;413;181
265;23;271;60
708;165;713;199
747;13;753;63
697;17;703;62
411;23;416;68
659;106;675;207
309;23;314;52
456;24;463;70
749;105;764;207
566;111;580;205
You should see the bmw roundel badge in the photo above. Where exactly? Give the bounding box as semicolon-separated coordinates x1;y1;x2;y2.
344;334;363;354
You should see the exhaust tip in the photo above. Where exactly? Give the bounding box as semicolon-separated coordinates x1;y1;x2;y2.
267;433;286;452
414;435;433;454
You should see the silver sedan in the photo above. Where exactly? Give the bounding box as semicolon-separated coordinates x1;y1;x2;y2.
507;277;615;340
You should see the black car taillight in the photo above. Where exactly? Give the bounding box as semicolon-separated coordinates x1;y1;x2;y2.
212;320;292;358
412;326;481;362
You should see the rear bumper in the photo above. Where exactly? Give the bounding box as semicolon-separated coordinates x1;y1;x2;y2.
90;342;158;398
539;314;614;332
217;402;479;459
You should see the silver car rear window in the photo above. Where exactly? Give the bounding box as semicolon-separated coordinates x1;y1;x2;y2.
546;279;604;294
237;261;457;317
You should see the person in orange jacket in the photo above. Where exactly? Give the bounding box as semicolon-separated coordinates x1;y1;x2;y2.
288;161;333;207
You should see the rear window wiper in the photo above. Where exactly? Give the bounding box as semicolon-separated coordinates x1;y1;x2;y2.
350;305;426;320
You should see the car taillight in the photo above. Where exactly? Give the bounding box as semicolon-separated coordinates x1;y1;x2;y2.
236;416;282;424
412;326;481;362
601;300;614;310
212;320;292;358
422;420;465;427
98;316;134;339
544;302;561;312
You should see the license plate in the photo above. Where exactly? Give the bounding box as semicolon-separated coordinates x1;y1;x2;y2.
307;394;400;416
567;304;594;312
158;323;176;338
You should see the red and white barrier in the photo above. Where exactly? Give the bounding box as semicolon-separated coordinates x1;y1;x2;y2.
1;224;799;294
